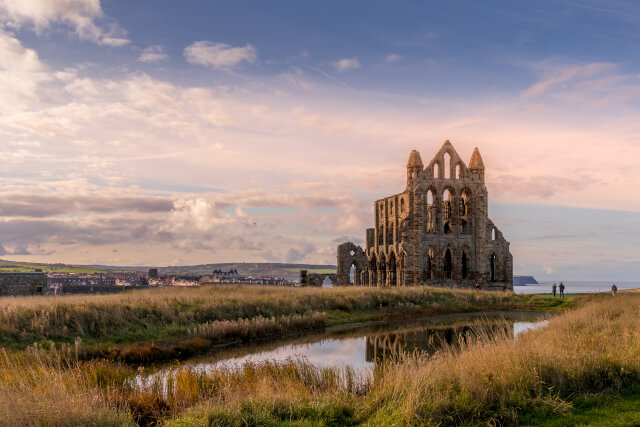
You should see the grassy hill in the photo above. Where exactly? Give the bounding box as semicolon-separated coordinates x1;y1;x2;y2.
0;259;127;274
0;259;336;280
158;262;336;280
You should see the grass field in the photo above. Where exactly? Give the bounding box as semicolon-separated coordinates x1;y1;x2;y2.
533;390;640;426
0;259;129;274
0;285;570;356
0;290;636;425
0;265;113;274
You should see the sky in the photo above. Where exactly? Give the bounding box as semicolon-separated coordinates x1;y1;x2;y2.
0;0;639;280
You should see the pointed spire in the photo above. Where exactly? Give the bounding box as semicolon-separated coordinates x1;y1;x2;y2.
407;150;423;168
468;147;485;170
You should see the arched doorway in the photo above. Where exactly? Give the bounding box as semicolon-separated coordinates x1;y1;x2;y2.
443;249;452;279
369;254;377;286
426;190;435;233
443;189;452;234
388;252;397;286
423;247;434;281
422;255;430;282
461;252;468;279
378;253;387;287
490;254;497;282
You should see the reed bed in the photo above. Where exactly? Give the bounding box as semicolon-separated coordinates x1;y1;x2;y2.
0;348;134;426
0;293;632;425
361;293;640;425
188;312;326;341
162;294;640;425
130;359;367;426
106;313;327;364
0;285;533;349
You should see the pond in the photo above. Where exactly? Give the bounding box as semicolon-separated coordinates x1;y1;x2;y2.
137;311;549;389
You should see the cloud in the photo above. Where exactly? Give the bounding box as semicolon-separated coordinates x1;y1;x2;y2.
385;54;400;63
2;27;640;270
528;233;590;241
518;61;640;113
522;62;617;99
278;68;312;89
0;29;44;72
137;45;169;63
101;37;129;47
0;0;129;46
284;243;315;263
0;189;173;217
332;57;360;72
0;176;370;265
489;174;593;199
184;41;257;70
0;29;51;113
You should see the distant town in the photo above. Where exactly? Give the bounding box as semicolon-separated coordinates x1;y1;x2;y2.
44;268;297;295
0;261;342;296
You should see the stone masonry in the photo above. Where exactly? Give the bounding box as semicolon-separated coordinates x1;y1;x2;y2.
0;272;48;296
337;140;513;290
299;270;338;286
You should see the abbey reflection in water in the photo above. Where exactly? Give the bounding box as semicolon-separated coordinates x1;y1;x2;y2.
365;323;513;365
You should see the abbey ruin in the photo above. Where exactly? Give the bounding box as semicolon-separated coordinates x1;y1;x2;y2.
336;140;513;291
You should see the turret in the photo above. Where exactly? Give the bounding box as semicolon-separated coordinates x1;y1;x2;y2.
406;150;423;188
468;147;485;181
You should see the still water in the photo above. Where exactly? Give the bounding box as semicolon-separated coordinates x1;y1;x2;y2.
138;312;549;388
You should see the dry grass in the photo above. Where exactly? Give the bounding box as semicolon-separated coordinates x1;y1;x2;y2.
160;294;640;425
0;285;532;349
362;293;640;425
2;287;626;426
0;349;134;426
188;312;326;341
101;313;327;364
130;360;366;426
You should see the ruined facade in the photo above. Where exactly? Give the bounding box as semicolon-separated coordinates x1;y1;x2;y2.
337;140;513;290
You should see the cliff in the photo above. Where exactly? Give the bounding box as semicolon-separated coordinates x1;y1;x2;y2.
513;275;538;286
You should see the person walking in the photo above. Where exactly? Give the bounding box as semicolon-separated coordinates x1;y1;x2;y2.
612;284;618;296
559;282;565;298
552;282;557;298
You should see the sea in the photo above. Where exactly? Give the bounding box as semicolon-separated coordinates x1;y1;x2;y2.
513;281;640;295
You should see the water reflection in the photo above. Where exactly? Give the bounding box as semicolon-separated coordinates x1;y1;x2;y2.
141;312;548;387
365;323;510;365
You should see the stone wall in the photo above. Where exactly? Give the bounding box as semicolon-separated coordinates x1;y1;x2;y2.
299;270;338;286
0;272;47;296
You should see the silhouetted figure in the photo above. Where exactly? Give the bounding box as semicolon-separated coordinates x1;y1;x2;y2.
552;283;557;298
612;284;618;296
559;282;565;298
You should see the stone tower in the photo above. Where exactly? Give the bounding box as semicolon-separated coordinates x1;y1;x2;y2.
337;140;513;290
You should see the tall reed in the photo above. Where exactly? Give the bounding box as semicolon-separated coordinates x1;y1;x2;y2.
0;348;134;426
107;313;327;364
0;285;532;348
1;288;614;425
363;294;640;425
